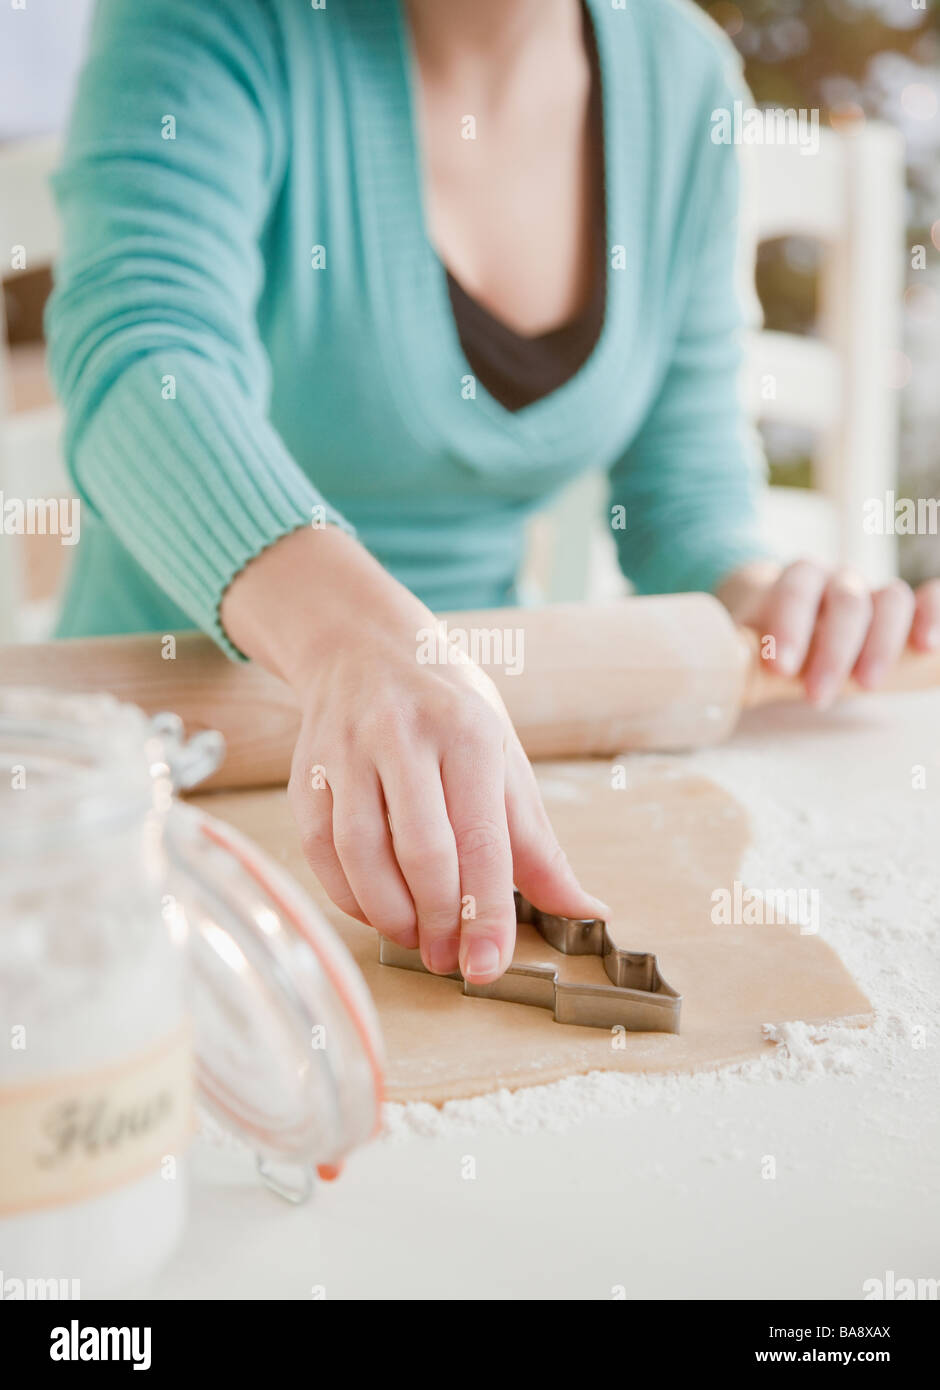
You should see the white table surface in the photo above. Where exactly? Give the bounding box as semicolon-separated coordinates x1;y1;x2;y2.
142;695;940;1301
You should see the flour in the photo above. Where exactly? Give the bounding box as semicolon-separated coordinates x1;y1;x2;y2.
382;691;940;1139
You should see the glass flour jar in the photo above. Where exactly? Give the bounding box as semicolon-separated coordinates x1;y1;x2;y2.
0;690;200;1296
0;690;384;1295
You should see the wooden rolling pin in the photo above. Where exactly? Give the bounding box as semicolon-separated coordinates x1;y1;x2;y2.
2;594;938;790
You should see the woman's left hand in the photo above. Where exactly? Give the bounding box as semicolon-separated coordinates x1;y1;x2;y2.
718;560;940;707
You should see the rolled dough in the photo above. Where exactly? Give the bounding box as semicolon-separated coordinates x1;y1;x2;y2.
194;762;871;1104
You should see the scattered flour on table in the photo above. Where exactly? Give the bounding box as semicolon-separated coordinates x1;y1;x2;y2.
382;692;940;1140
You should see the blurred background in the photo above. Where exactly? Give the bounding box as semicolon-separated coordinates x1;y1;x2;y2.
0;0;937;637
708;0;939;583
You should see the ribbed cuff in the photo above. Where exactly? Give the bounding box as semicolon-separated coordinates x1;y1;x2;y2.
70;353;354;658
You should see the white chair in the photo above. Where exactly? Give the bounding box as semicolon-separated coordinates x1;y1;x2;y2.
0;134;70;642
529;120;906;601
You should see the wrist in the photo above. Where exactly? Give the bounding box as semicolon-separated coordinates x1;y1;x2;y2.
220;525;364;687
219;523;433;695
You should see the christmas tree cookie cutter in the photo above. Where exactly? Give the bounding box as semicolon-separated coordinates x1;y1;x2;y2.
378;891;681;1034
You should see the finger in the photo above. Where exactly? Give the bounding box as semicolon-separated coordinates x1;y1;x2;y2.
756;560;829;676
287;761;367;924
330;767;418;948
853;580;915;689
380;751;461;976
911;577;940;652
803;570;873;707
506;745;610;922
440;723;515;985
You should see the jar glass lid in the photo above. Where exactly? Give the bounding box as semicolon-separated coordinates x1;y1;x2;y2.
164;803;384;1180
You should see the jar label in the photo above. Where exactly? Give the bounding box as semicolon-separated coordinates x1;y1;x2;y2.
0;1025;193;1216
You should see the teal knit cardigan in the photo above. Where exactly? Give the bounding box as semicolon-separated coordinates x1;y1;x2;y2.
46;0;767;656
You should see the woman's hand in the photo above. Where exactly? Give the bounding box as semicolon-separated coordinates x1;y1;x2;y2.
718;559;940;706
220;526;608;984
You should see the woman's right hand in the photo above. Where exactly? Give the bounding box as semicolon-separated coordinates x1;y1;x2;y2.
220;525;608;984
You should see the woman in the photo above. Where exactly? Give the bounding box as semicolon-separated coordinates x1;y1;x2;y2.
47;0;939;987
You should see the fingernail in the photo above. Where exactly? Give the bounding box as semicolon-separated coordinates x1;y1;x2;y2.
774;644;799;675
925;627;940;650
861;661;884;689
427;939;458;975
584;895;611;921
462;939;502;983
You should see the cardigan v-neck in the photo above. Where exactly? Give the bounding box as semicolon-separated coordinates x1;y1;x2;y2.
444;0;607;413
47;0;767;655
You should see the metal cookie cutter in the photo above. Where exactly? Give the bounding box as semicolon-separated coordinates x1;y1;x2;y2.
378;891;681;1034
